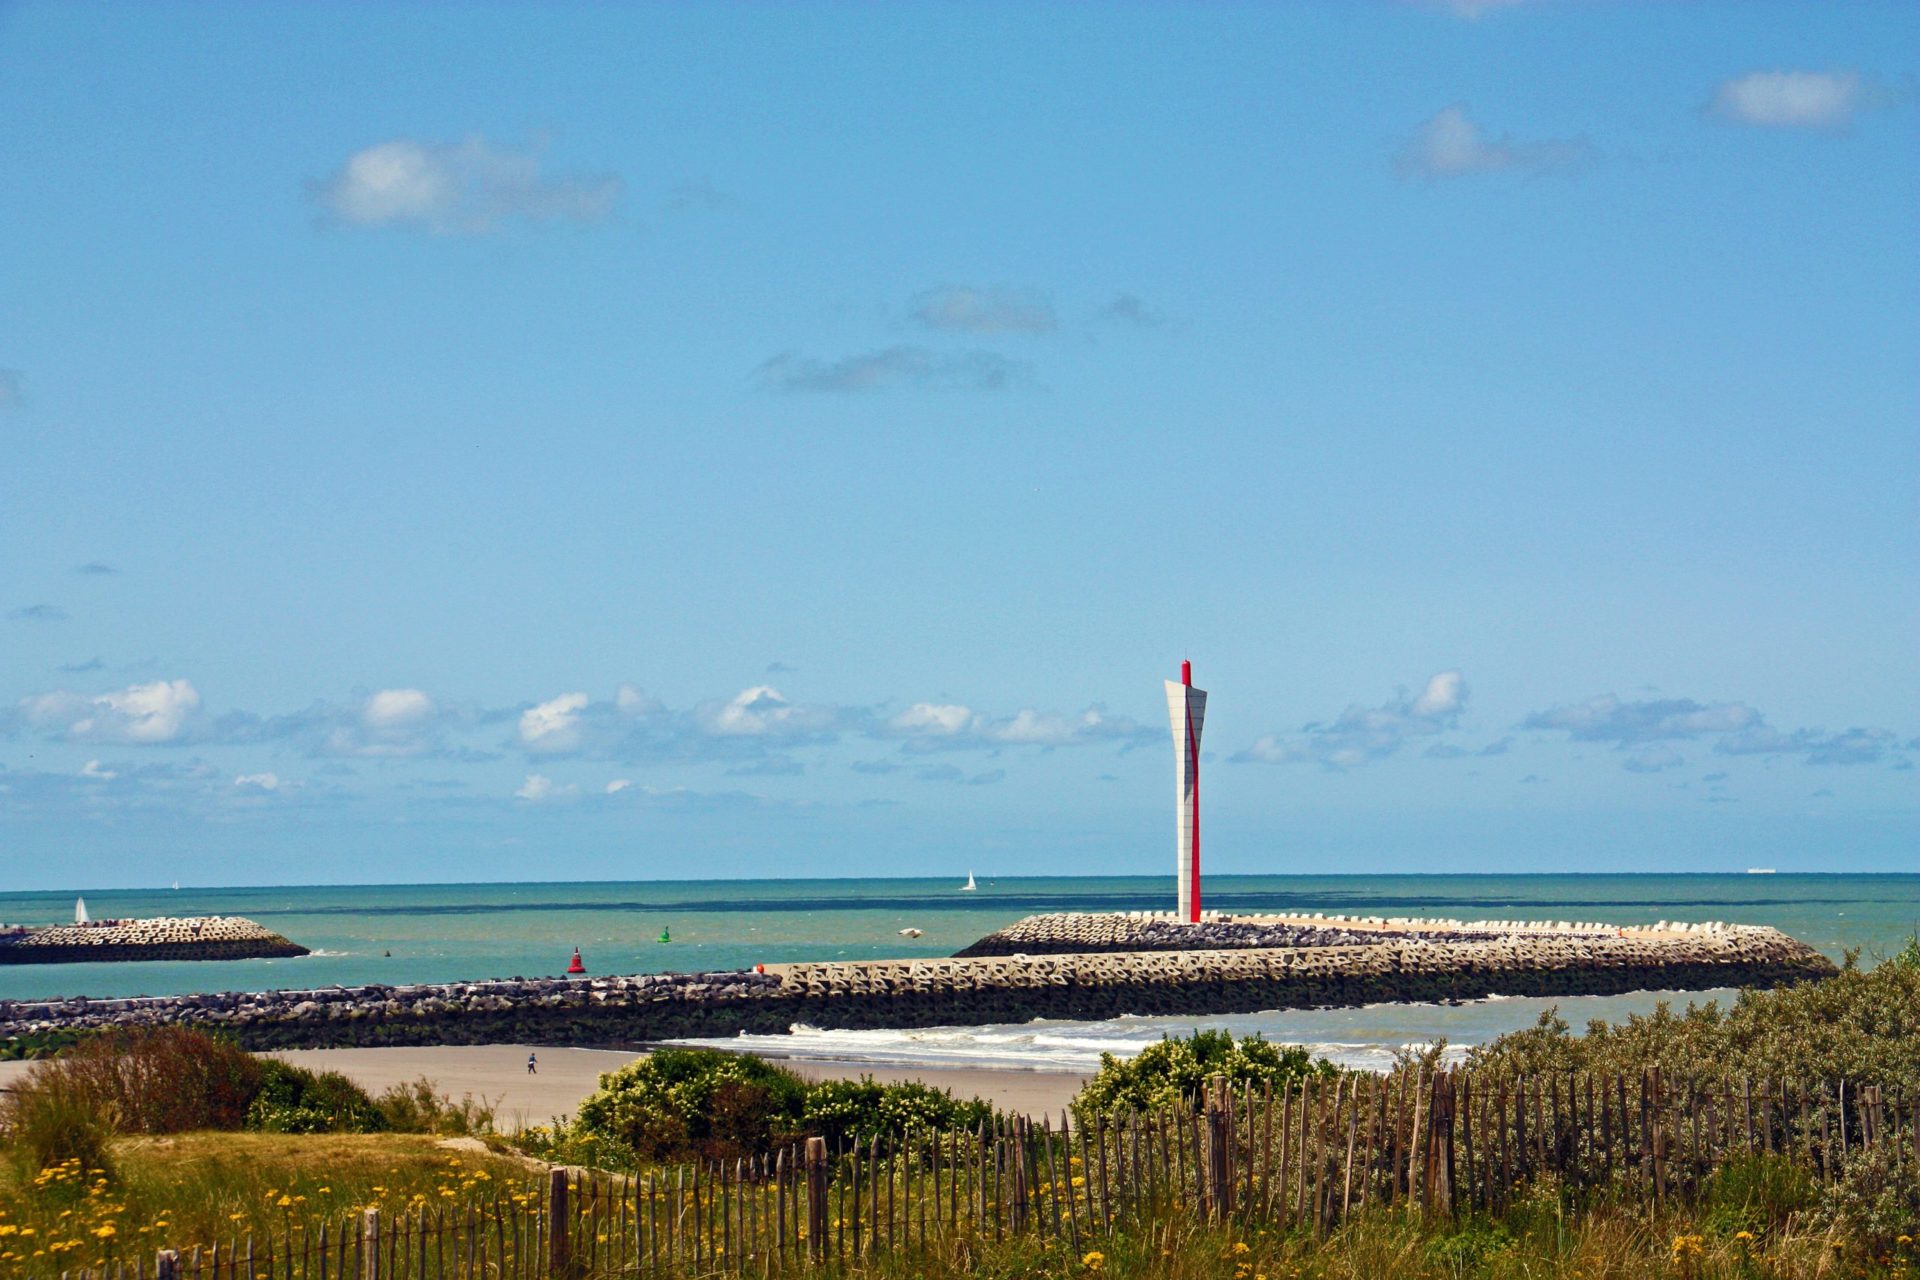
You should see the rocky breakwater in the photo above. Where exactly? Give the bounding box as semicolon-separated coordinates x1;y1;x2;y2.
955;912;1410;957
0;916;308;965
0;916;1835;1054
0;970;790;1052
768;921;1835;1030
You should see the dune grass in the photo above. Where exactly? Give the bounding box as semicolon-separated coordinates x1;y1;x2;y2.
0;1132;537;1277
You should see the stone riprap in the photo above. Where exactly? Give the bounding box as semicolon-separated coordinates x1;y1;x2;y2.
953;911;1755;957
954;913;1408;956
0;914;1833;1054
0;916;307;965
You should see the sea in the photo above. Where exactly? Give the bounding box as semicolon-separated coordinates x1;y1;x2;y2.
3;874;1915;1073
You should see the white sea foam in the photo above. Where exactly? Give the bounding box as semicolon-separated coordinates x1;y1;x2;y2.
667;988;1725;1075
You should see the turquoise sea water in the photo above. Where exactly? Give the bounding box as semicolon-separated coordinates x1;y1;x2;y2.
4;875;1914;1070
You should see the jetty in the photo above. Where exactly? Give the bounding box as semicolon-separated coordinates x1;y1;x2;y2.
0;912;1831;1053
0;915;308;965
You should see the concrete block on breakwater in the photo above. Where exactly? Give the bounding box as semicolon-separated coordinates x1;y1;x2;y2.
0;913;1834;1054
0;916;308;965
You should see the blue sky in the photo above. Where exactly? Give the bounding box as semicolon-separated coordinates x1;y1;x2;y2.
2;1;1914;888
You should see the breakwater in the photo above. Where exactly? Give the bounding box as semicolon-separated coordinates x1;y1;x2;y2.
0;916;308;965
0;915;1832;1053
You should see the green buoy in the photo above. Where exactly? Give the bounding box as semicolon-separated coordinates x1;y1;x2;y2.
657;927;671;944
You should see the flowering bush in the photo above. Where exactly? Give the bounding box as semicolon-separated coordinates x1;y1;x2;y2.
567;1049;999;1161
800;1077;995;1148
1072;1030;1335;1121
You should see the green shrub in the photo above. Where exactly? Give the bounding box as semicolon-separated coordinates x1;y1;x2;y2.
1072;1030;1336;1121
35;1026;262;1133
563;1050;1003;1162
1420;1217;1516;1272
1699;1154;1818;1239
244;1060;386;1134
2;1063;117;1186
1815;1140;1920;1251
374;1077;498;1136
573;1049;809;1161
801;1077;996;1148
1468;953;1920;1088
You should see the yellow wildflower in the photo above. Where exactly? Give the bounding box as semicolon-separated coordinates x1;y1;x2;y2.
1083;1250;1106;1271
92;1224;117;1239
1233;1242;1251;1255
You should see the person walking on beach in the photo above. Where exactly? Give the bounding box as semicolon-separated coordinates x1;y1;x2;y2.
527;1052;537;1075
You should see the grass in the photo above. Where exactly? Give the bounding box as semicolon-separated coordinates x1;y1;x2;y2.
0;1132;538;1277
799;1201;1911;1278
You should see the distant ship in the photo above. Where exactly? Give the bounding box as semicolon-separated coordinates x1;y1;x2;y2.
1746;868;1778;875
959;871;976;892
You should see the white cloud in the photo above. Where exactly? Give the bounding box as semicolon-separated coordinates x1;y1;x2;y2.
520;692;590;754
319;688;445;757
79;760;118;780
990;708;1109;746
364;688;433;728
1396;104;1587;179
616;684;663;717
881;700;1155;752
1411;671;1465;717
699;687;840;739
1523;695;1760;743
234;772;282;791
23;679;202;744
1709;70;1863;130
311;136;620;234
909;286;1056;335
888;703;975;736
1622;748;1684;774
514;773;576;802
754;347;1033;393
1525;693;1904;769
1235;672;1468;770
605;778;633;794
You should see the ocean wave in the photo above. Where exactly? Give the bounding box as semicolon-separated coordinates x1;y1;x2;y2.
666;990;1690;1075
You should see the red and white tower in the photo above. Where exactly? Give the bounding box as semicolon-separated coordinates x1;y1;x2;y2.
1164;660;1208;922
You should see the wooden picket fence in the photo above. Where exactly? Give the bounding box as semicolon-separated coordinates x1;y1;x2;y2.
73;1069;1920;1279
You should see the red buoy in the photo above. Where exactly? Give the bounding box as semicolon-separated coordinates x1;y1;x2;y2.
566;947;586;975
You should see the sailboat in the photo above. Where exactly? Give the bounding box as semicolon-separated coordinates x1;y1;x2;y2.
74;897;90;924
959;871;977;892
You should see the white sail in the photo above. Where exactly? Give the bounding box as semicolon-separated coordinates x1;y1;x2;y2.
961;871;977;891
75;896;89;924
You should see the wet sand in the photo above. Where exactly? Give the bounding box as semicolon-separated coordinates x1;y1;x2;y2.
1;1046;1088;1125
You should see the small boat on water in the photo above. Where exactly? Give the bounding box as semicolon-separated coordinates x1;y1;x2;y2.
959;871;977;892
898;927;924;938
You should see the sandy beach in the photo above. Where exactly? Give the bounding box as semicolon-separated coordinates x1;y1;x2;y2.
0;1045;1089;1125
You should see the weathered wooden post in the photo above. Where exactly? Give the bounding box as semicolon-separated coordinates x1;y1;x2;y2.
360;1209;380;1280
156;1249;178;1280
1009;1116;1031;1232
1204;1074;1231;1222
805;1137;829;1262
548;1166;571;1278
